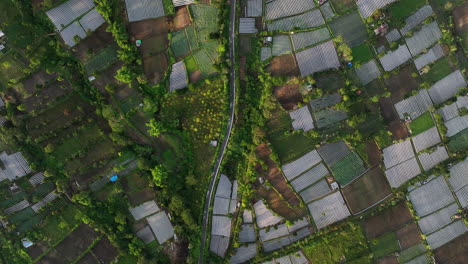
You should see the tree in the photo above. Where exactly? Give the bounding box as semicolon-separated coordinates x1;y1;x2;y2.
146;118;164;137
44;143;54;153
115;66;136;84
17;104;26;111
150;165;168;188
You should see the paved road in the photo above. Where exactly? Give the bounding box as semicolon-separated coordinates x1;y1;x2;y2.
198;0;237;262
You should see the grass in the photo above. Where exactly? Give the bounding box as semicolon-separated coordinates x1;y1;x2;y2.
422;56;455;84
40;205;81;246
0;53;26;82
352;44;374;64
193;49;217;77
119;93;142;113
162;0;175;15
409;111;434;135
370;232;400;258
184;55;199;75
84;43;119;74
389;0;427;23
330;0;355;14
447;128;468;152
267;108;320;163
303;222;371;264
398;243;427;263
331;152;367;186
52;125;102;162
374;129;393;148
201;41;220;62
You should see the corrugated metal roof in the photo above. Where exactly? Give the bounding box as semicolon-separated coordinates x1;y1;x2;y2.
418;203;459;235
385;157;421;188
262;236;291;252
238;224;256;243
59;22;87;47
230;243;257;264
318;140;350;166
46;0;95;30
125;0;165;22
385;29;401;43
265;0;315;20
412;126;441;153
379;44;412;71
243;210;253;223
247;0;262;17
210;235;230;257
445;115;468;137
314;108;348;128
310;93;341;112
408;176;455;217
425;220;467;249
260;223;289;241
239;18;257;34
136;225;155;244
448;158;468;192
401;5;434;35
169;61;188;91
405;21;442;56
211;215;232;237
414;44;445;70
79;8;105;32
357;0;398;18
267;9;325;32
172;0;194;7
329;11;367;47
4;200;30;215
394;89;433;120
261;47;272;61
355;59;381;86
129;200;160;221
455;185;468;208
383;139;415;169
272;35;293;56
300;179;332;203
320;2;335;20
215;174;232;198
289;106;314;132
418;145;449;171
213;196;231;215
290;163;329;192
428;70;467;105
282;150;322;180
254;200;283;228
438;103;459;122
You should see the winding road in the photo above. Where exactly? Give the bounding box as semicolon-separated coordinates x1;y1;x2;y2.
198;0;237;262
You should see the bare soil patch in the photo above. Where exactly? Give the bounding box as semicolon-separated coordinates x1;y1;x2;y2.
38;248;67;264
128;189;155;207
363;201;412;240
143;53;169;85
396;223;421;250
22;81;72;112
256;186;307;220
342;166;392;214
434;232;468;264
239;56;247;81
384;64;420;102
255;144;302;206
379;97;409;140
163;239;189;263
171;6;191;31
73;24;114;62
92;62;126;93
91;237;118;264
27;242;49;260
315;72;345;93
20;70;57;95
239;36;252;56
364;140;382;167
274;84;303;111
139;35;168;59
266;54;300;77
453;3;468;34
389;120;409;140
376;256;398;264
129;17;169;40
55;224;99;262
189;70;202;83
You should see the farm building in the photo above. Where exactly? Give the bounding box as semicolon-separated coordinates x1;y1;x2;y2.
0;152;32;182
172;0;194;7
282;149;322;180
318;140;351;167
408;176;468;249
448;158;468;208
265;0;315;21
289;106;314;132
31;191;60;212
246;0;262;17
239;18;257;34
438;102;460;122
46;0;105;46
405;21;442;56
290;163;329;193
357;0;398;18
383;139;416;169
28;173;45;186
169;61;188;91
261;47;272;61
210;174;238;257
267;9;325;32
310;93;341;112
379;44;412;72
385;158;421;188
230;243;257;263
417;146;449;171
428;70;467;105
290;28;331;51
314;108;348;128
445;115;468;137
259;218;311;252
308;191;351;229
320;2;335;20
272;35;292;56
394;89;433;120
262;251;309;264
128;200;175;244
414;44;445;70
411;127;441;153
253;200;282;228
385;29;401;43
400;5;434;35
295;40;340;76
124;0;165;22
329;11;367;47
355;60;381;85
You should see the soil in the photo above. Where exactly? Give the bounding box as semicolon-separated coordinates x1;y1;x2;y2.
384;64;420;102
129;17;169;40
342;166;392;214
363;201;412;240
128;189;155;207
20;70;57;95
23;81;72;112
434;232;468;264
453;3;468;35
273;84;303;111
239;56;247;81
364;140;382;167
92;62;126;93
266;54;300;77
91;237;119;264
139;35;168;59
379;97;409;140
395;223;421;250
239;36;252;56
55;224;99;262
376;256;399;264
143;53;169;85
171;6;192;31
76;252;99;264
255;144;303;206
315;72;345;93
37;248;67;264
389;120;409;140
73;25;114;62
27;242;49;260
256;186;307;220
163;239;189;263
189;70;202;83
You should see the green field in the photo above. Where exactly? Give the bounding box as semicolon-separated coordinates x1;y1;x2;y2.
409;112;434;136
331;151;367;185
193;49;217;77
352;44;374;64
398;243;427;263
447;128;468;152
10;207;35;224
171;30;191;58
422;56;455;84
84;44;119;74
389;0;427;23
184;55;199;75
374;129;393;148
0;53;26;82
52;125;102;162
201;41;220;62
40;204;81;246
370;232;400;258
303;223;371;264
